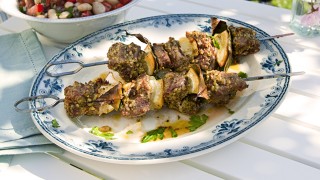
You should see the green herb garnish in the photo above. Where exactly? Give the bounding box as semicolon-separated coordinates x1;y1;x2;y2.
141;114;209;143
126;130;133;134
169;127;178;138
226;107;235;114
210;36;220;49
90;126;114;140
141;127;166;143
188;114;208;132
238;71;248;78
213;39;220;49
51;119;60;128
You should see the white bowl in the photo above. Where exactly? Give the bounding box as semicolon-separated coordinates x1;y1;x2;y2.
0;0;141;43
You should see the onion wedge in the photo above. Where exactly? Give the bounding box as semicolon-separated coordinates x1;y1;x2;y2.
186;68;200;94
213;30;229;67
149;77;164;110
211;17;233;70
97;83;123;114
144;44;156;75
178;37;198;58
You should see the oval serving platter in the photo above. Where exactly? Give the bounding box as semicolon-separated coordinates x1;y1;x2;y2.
30;14;290;164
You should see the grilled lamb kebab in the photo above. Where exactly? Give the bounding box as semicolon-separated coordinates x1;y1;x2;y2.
107;37;192;82
107;34;216;82
63;69;248;118
107;19;260;82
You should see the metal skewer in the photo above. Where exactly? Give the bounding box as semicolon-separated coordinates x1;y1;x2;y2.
243;71;305;81
257;33;294;41
14;71;305;113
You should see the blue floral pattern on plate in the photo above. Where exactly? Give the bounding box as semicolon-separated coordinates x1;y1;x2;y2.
29;14;290;164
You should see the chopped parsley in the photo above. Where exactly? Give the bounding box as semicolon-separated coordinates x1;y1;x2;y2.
169;127;178;138
188;114;208;132
90;126;114;140
238;71;248;78
209;36;220;49
51;119;60;128
141;127;166;143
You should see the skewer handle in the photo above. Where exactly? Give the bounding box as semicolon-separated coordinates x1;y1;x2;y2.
46;60;108;77
243;71;305;81
14;95;64;113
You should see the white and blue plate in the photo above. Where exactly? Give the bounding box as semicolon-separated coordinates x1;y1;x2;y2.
30;14;291;164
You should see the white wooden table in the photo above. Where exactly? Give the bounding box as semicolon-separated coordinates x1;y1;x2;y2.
1;0;320;179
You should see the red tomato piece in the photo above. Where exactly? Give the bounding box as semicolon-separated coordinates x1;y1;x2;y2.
102;2;112;12
114;3;123;9
81;10;93;17
37;4;44;12
67;0;77;3
119;0;131;5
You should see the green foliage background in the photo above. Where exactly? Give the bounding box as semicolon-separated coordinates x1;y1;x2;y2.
248;0;293;9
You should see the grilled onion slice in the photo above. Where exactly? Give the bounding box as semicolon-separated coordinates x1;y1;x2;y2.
213;30;229;67
144;44;156;75
186;68;200;94
97;83;123;115
149;77;164;110
178;37;198;58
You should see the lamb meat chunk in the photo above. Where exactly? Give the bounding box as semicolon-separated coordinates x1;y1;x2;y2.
64;78;111;118
163;37;190;72
107;42;147;82
229;25;260;58
163;72;189;110
163;72;203;115
204;70;248;105
186;31;217;71
153;43;171;70
120;74;152;117
177;95;202;115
